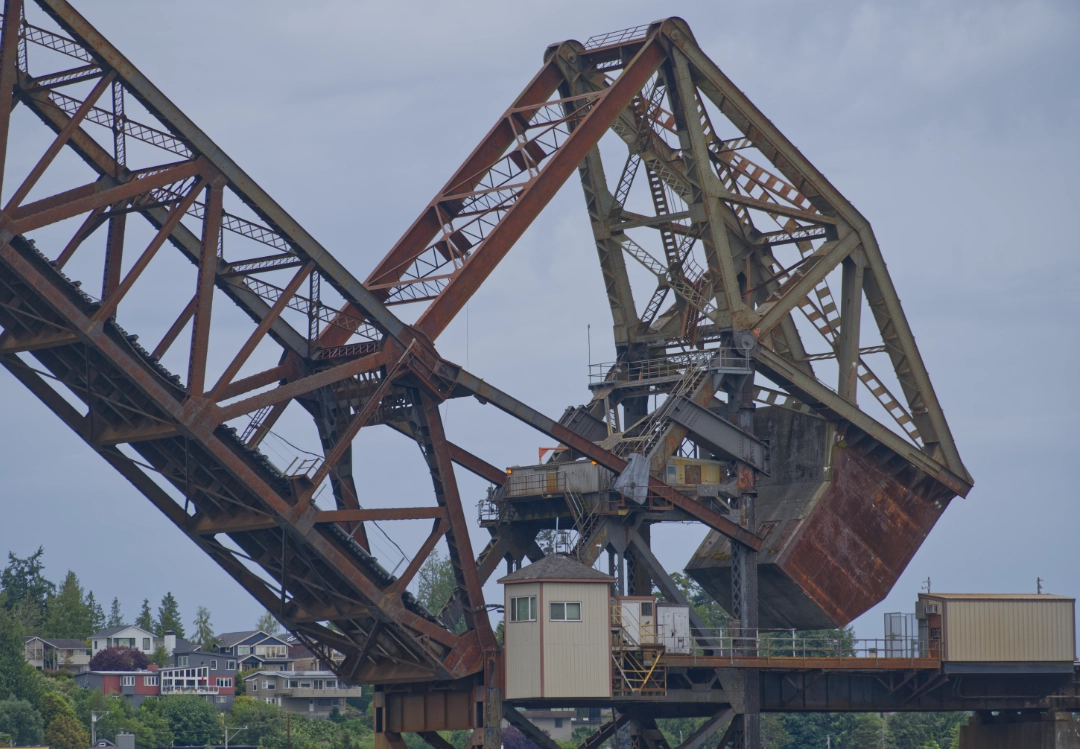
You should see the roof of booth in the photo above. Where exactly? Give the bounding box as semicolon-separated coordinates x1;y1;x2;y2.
498;554;614;584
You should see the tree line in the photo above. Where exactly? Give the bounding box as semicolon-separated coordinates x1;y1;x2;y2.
0;581;374;749
1;548;283;652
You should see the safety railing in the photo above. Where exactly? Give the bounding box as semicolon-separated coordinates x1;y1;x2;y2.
613;360;710;459
478;484;515;525
590;349;749;386
161;685;220;695
584;24;652;50
673;628;941;665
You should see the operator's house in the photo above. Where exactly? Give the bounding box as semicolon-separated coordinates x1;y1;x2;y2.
500;555;614;699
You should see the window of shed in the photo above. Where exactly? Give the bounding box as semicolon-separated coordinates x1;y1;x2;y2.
550;602;581;621
510;596;536;622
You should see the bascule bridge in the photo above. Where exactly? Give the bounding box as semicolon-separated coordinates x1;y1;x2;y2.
0;3;1075;748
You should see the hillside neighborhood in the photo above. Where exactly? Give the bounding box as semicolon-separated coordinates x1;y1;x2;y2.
0;548;976;749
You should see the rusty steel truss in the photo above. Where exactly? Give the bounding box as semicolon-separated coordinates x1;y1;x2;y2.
0;4;982;749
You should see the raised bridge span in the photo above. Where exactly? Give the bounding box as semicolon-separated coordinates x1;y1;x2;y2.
0;3;1074;748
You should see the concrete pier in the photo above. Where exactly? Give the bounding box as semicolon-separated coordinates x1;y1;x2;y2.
959;711;1080;749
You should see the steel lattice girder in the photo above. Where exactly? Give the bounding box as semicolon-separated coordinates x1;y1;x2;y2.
0;0;971;691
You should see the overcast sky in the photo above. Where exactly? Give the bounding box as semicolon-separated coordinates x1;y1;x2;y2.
1;0;1078;640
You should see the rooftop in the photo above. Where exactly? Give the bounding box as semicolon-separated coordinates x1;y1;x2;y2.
215;630;272;647
91;625;153;638
170;637;201;653
920;593;1074;601
498;554;614;584
25;637;90;649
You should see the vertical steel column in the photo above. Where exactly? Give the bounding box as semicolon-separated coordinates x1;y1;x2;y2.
0;0;23;205
728;365;759;749
187;184;222;396
101;80;127;299
837;254;866;402
482;651;502;749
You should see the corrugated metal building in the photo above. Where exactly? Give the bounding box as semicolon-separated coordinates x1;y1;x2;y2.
918;593;1076;665
499;555;613;700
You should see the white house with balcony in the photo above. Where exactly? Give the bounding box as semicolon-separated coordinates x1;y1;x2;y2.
90;625;158;657
24;636;92;672
245;671;361;717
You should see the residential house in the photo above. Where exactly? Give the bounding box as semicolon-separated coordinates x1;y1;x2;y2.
215;631;293;671
23;636;91;673
75;668;162;709
90;625;158;657
285;635;344;672
161;632;237;709
518;709;576;742
244;671;360;718
76;660;234;712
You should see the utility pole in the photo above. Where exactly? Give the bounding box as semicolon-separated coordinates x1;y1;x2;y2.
91;711;110;745
1038;577;1044;594
224;729;247;749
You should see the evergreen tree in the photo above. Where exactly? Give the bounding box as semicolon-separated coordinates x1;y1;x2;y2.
86;591;106;633
39;693;74;728
43;572;93;640
107;597;124;628
44;712;89;749
415;550;464;633
0;547;55;630
157;593;184;638
256;610;280;636
41;693;88;749
135;599;154;632
0;607;42;702
193;606;215;651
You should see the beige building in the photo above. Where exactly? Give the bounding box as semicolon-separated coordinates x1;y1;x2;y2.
917;593;1076;665
245;671;362;717
499;554;614;700
23;637;91;673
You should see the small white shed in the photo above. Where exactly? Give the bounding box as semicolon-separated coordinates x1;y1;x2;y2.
658;603;692;654
499;554;614;699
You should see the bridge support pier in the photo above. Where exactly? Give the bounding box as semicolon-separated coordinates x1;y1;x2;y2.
959;711;1080;749
372;673;502;749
